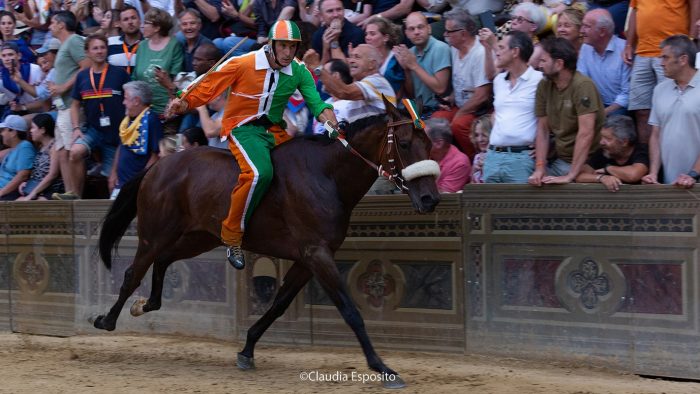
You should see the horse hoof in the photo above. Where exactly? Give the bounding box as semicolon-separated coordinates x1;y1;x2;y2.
130;298;147;317
93;315;116;331
236;353;255;370
383;374;406;389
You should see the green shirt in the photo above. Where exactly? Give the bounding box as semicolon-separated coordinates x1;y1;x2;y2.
133;37;184;114
53;34;85;106
535;71;605;163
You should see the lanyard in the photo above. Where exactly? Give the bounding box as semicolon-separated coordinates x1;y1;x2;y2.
89;64;109;114
122;41;139;74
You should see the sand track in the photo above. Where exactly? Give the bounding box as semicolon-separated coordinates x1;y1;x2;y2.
0;333;696;394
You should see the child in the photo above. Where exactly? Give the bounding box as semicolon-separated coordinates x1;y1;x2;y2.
470;115;492;184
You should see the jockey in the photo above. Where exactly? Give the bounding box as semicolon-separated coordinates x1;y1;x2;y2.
167;20;339;270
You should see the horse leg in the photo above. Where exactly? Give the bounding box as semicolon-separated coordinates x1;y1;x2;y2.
304;245;406;388
130;258;169;317
131;233;222;317
237;261;312;370
93;242;158;331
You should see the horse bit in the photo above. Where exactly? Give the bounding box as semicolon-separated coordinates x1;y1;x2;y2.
327;118;440;192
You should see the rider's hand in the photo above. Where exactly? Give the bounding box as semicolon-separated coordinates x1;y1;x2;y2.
324;120;340;139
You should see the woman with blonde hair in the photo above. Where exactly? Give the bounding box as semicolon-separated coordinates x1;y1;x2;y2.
362;15;408;97
556;7;584;53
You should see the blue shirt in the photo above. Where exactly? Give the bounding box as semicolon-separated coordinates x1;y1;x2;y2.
577;36;631;108
410;36;451;110
116;111;162;188
0;140;35;188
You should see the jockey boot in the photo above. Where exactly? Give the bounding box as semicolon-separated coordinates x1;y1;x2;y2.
227;245;246;270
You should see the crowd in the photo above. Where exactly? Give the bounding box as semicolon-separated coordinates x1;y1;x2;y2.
0;0;698;201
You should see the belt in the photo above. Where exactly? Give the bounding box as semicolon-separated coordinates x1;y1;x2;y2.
488;144;531;153
247;115;274;128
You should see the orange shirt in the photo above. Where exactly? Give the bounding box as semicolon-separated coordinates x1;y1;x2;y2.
631;0;690;57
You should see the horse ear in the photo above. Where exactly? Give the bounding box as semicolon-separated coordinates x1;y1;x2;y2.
382;94;400;118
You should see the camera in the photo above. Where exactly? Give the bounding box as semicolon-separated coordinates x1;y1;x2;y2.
13;2;24;13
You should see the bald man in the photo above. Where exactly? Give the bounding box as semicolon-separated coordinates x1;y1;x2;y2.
578;8;631;116
305;44;396;123
393;12;452;117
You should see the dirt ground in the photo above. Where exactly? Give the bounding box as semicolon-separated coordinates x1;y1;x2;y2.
0;333;697;394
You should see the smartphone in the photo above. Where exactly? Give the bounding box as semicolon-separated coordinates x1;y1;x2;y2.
479;11;497;34
154;65;163;71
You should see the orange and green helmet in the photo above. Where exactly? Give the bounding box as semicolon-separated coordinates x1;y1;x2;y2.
268;20;302;42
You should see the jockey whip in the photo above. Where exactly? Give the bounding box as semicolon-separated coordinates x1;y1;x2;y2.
178;36;249;100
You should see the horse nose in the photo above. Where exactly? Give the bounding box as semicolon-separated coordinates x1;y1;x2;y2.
420;194;440;212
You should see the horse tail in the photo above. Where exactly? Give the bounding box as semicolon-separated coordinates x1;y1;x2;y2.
99;169;148;270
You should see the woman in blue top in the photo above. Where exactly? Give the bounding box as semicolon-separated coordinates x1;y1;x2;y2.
0;114;35;200
0;11;36;65
363;15;409;98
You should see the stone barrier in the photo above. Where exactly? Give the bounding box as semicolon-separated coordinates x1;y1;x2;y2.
1;185;698;379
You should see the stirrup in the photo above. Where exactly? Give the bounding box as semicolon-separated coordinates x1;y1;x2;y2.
226;245;246;270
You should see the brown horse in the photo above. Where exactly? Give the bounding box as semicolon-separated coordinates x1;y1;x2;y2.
94;98;441;388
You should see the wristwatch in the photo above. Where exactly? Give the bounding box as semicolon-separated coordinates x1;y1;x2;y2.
330;41;339;49
313;66;323;77
687;170;700;181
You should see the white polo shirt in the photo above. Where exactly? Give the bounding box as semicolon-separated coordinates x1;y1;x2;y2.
489;66;543;147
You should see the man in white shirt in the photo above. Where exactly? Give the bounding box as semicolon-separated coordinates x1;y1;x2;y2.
479;29;543;183
309;43;396;123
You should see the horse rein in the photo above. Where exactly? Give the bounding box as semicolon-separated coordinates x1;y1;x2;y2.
334;118;423;192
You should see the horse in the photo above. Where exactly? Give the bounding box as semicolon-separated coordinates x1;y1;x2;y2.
93;97;441;388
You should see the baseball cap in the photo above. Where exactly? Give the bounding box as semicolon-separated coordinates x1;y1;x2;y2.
0;115;29;132
36;38;61;55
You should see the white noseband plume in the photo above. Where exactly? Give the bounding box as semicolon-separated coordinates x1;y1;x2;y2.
401;160;440;181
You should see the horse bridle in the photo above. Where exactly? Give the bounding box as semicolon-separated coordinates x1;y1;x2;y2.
337;118;440;192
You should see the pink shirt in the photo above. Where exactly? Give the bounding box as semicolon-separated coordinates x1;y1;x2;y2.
437;145;471;193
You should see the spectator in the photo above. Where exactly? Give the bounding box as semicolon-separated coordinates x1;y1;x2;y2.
49;11;91;202
312;0;365;64
55;34;130;200
97;8;121;37
308;43;395;122
363;16;406;96
417;0;504;17
183;0;225;40
470;114;491;184
111;81;162;198
1;42;43;113
393;12;451;118
12;39;59;114
0;11;36;65
587;0;630;37
556;7;584;54
578;8;631;116
176;9;214;73
432;9;491;160
214;0;256;57
181;126;208;149
357;0;414;28
577;114;648;191
425;117;471;193
133;7;184;116
344;0;373;25
509;2;547;68
12;0;54;49
308;59;354;134
195;91;227;148
479;29;542;184
0;114;35;200
159;43;222;132
17;113;64;200
624;0;697;143
529;37;605;186
642;35;700;187
253;0;296;44
107;5;142;75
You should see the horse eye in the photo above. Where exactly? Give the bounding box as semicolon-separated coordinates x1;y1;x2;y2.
398;140;410;150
